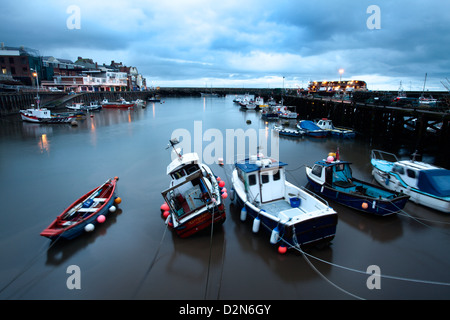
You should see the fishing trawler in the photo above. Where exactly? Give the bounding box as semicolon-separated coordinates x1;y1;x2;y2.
161;139;227;238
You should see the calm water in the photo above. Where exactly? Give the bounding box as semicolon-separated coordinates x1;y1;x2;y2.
0;96;449;301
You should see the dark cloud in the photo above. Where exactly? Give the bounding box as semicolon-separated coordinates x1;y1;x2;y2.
1;0;449;89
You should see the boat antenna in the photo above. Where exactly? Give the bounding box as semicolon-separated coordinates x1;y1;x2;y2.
167;138;182;160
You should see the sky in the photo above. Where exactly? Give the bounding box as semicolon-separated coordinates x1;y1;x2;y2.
1;0;449;91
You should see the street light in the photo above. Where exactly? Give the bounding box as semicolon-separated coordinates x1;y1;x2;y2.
339;68;344;82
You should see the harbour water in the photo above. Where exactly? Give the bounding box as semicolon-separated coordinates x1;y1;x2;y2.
0;95;449;301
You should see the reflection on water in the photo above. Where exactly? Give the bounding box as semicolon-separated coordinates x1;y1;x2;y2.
0;96;449;300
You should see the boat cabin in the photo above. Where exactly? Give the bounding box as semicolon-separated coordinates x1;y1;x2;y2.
315;118;334;130
391;160;450;197
310;160;355;189
162;169;214;220
235;156;288;204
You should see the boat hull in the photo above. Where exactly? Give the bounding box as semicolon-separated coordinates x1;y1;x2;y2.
102;103;135;108
168;204;226;238
306;174;409;216
234;193;337;248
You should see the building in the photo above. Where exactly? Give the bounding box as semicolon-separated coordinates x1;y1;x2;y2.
308;80;367;93
0;43;42;87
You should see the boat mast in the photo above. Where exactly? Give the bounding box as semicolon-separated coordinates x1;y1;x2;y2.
167;138;182;160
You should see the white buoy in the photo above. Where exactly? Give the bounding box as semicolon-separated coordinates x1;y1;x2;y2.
84;223;95;232
270;227;279;244
109;205;116;213
240;207;247;221
252;216;260;233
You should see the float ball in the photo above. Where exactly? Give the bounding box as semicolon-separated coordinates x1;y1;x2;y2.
278;245;287;254
109;205;116;213
163;210;170;219
114;197;122;204
84;223;95;232
160;203;170;212
219;181;225;188
97;215;106;223
221;192;228;199
362;202;368;209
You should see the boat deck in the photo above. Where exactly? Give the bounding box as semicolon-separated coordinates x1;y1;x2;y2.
261;199;306;220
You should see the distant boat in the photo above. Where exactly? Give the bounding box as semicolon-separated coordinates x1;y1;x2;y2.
297;120;328;138
371;149;450;213
306;151;409;216
148;95;161;102
20;107;78;123
273;124;304;138
40;177;121;240
261;106;279;120
231;154;337;252
161;139;226;238
314;118;356;138
101;97;135;108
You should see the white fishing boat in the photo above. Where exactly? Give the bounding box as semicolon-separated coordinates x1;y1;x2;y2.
370;149;450;213
314;118;356;138
20;107;77;123
160;139;227;238
230;154;337;252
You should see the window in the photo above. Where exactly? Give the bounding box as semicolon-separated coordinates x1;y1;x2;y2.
261;173;269;184
273;170;280;181
393;164;404;174
248;174;257;186
406;169;416;179
312;165;323;177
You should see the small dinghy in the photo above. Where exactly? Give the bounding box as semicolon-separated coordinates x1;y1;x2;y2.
40;177;121;240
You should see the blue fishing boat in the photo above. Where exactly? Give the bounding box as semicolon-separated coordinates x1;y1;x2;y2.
231;154;337;252
297;120;328;138
306;151;409;216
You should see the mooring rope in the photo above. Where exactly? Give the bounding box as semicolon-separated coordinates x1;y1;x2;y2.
132;220;169;298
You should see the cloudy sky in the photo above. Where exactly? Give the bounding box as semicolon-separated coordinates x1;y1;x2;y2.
1;0;449;90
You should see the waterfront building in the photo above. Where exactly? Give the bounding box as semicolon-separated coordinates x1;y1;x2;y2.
0;43;43;88
308;80;367;92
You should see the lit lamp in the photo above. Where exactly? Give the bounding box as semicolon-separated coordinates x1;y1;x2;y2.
339;68;344;82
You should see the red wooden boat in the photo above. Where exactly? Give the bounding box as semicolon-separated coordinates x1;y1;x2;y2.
40;177;121;240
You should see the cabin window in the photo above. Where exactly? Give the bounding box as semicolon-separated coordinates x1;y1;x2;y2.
393;164;404;174
172;169;186;179
261;173;270;184
312;165;323;177
273;170;280;181
406;169;416;179
248;174;257;186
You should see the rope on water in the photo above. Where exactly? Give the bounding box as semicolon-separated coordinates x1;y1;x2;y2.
132;221;169;298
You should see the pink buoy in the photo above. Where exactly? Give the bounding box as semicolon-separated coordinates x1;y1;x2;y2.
217;177;221;181
219;181;225;188
163;210;170;219
97;215;106;223
221;192;228;199
221;187;227;193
